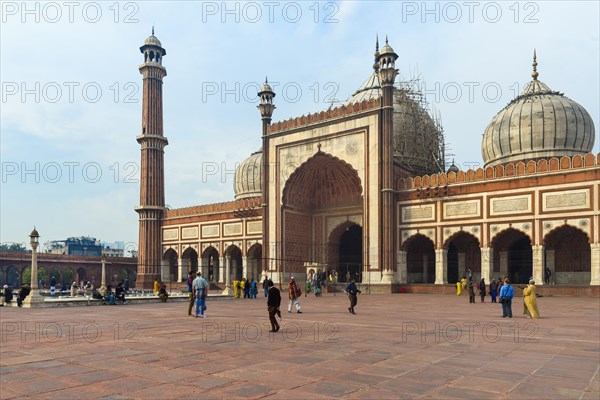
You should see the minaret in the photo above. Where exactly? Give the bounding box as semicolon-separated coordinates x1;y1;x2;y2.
257;79;276;278
376;36;398;279
135;29;168;289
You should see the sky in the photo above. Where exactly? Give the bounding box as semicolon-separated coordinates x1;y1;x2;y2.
1;0;599;252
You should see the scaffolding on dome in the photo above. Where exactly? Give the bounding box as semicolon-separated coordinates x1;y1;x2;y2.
393;75;446;175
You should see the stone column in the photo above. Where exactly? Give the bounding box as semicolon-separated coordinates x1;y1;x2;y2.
219;257;225;283
177;257;184;282
499;251;508;279
434;249;448;284
532;245;544;285
545;250;555;284
422;254;429;283
480;247;492;283
397;250;407;284
457;252;466;279
222;255;233;295
589;244;600;285
101;255;107;287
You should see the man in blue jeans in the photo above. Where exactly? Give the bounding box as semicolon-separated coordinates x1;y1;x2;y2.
499;278;514;318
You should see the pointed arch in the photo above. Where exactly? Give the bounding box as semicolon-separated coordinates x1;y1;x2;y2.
544;225;590;284
282;151;363;210
201;246;220;282
444;231;481;283
402;234;435;283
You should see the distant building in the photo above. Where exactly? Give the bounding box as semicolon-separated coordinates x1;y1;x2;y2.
47;237;125;257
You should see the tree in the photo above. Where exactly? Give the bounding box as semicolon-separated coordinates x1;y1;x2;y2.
0;243;28;253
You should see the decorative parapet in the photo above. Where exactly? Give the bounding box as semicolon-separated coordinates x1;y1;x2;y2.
164;197;262;218
268;98;381;134
398;153;600;190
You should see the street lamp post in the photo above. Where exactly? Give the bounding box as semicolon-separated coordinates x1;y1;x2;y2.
30;228;39;290
23;227;44;307
100;253;107;295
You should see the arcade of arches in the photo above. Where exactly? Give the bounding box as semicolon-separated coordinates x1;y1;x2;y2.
398;224;594;286
0;253;137;288
160;243;263;284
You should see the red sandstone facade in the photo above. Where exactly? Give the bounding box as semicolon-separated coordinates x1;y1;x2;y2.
136;35;599;290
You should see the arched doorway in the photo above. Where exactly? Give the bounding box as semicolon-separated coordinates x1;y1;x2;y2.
162;248;178;283
181;247;199;280
282;152;363;277
492;229;532;284
38;267;48;288
403;234;435;283
7;266;19;287
328;223;363;282
225;246;243;281
247;243;262;281
77;267;86;284
201;246;219;282
49;267;61;287
544;225;590;284
63;268;74;286
445;232;481;283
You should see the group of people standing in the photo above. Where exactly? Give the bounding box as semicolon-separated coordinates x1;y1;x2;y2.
456;274;540;318
232;278;258;299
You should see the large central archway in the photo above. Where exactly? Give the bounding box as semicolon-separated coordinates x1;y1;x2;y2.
281;151;363;276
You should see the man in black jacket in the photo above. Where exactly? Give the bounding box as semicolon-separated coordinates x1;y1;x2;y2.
267;280;281;332
16;284;31;307
345;279;361;314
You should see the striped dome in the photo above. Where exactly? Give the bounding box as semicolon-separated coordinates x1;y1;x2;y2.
482;79;595;167
234;149;262;200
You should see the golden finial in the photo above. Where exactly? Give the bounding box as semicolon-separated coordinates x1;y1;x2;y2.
531;49;539;80
374;34;380;57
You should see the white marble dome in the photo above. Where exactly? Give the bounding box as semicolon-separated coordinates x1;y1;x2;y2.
482;70;595;167
234;149;262;200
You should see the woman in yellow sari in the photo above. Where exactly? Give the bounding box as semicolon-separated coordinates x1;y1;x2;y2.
523;279;540;318
455;280;462;295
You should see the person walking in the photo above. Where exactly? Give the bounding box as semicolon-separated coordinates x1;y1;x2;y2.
193;271;209;318
187;271;196;316
489;278;499;303
287;277;302;313
262;277;269;298
499;278;514;318
544;267;552;285
267;280;281;332
455;280;462;296
478;278;487;303
468;278;475;303
345;278;361;314
523;279;540;318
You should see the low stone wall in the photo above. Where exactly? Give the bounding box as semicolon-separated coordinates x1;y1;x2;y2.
10;293;235;308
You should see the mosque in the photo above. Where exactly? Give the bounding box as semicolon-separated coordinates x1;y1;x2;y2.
134;32;599;291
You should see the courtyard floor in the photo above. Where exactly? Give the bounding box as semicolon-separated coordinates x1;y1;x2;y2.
0;292;598;399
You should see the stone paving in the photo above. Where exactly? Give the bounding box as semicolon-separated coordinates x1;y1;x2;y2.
0;292;598;399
